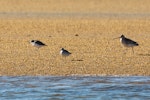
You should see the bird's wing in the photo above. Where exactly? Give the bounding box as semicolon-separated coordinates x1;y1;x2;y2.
125;38;138;45
36;41;46;45
64;50;71;54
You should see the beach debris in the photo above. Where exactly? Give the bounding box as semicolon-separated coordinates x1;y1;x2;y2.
75;34;79;36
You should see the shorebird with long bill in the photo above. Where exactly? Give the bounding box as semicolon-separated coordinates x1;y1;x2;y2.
114;35;139;54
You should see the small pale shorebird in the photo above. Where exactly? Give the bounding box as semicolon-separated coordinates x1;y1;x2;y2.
30;40;47;49
60;48;71;57
115;35;139;53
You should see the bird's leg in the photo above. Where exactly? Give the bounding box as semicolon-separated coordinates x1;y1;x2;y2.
123;48;128;55
132;47;134;54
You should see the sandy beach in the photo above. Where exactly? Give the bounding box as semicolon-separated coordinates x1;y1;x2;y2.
0;0;149;76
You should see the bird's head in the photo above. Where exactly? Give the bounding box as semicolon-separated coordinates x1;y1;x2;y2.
120;35;125;38
30;40;35;43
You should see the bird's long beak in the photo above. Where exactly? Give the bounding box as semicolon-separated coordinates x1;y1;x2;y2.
113;37;120;40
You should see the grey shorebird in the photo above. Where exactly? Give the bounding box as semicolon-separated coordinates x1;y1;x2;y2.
60;48;71;57
30;40;47;49
115;35;139;54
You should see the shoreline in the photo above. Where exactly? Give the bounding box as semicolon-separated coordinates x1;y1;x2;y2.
1;75;149;77
0;12;150;19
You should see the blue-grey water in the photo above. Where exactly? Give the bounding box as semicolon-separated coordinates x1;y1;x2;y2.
0;76;150;100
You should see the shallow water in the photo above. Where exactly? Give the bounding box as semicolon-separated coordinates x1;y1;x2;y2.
0;76;150;100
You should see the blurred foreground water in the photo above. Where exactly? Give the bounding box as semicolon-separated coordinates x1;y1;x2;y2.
0;76;150;100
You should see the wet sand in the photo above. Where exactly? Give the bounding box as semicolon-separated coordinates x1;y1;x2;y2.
0;0;149;76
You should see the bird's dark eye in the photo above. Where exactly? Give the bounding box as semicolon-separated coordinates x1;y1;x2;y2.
31;40;34;42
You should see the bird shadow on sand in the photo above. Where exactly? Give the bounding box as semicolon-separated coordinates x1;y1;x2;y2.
71;59;84;62
138;53;150;56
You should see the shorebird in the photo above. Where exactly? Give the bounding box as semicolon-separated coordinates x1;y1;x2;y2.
30;40;47;49
114;35;139;53
60;48;71;57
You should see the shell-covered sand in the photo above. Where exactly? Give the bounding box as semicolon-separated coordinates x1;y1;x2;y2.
0;0;149;76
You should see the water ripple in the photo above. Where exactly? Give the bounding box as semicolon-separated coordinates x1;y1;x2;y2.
0;76;150;100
